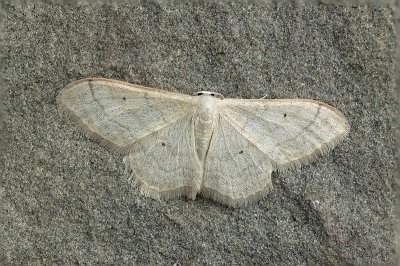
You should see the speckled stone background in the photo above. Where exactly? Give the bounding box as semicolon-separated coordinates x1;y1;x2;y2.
1;1;398;265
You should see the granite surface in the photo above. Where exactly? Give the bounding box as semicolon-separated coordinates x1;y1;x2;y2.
1;2;397;264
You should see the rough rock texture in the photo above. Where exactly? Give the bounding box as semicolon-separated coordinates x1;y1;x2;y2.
1;1;397;265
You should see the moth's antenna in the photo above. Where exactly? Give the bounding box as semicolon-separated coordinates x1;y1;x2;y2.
193;91;224;99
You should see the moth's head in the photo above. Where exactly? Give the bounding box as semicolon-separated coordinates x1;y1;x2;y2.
193;91;224;99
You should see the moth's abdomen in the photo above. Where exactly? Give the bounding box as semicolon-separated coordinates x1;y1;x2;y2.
195;119;214;161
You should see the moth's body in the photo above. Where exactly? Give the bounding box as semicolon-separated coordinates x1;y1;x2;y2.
190;94;220;199
57;78;350;207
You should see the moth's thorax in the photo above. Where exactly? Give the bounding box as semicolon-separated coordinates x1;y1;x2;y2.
198;95;218;121
194;95;219;162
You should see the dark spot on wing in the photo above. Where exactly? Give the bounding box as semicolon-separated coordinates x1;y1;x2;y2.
162;142;166;146
283;113;287;117
239;150;243;154
122;96;126;100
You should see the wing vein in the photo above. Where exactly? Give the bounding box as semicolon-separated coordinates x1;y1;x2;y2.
220;112;287;166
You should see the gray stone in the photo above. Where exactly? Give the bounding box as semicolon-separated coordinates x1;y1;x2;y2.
0;2;396;264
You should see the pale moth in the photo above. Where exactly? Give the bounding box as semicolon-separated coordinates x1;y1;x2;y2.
57;78;350;207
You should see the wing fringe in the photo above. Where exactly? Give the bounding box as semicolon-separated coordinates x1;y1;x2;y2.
201;180;273;208
272;125;350;173
124;159;196;201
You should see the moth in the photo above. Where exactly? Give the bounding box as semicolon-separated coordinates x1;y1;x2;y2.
57;78;350;207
